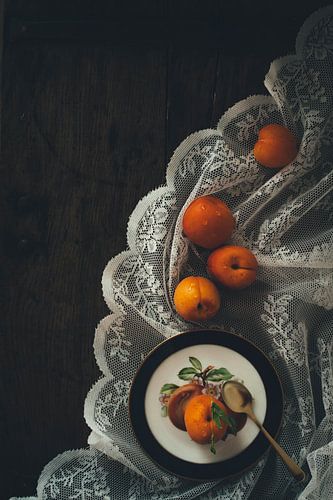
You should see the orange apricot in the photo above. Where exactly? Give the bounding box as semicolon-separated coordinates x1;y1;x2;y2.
182;195;235;249
173;276;221;321
184;394;228;445
207;245;258;290
254;124;298;169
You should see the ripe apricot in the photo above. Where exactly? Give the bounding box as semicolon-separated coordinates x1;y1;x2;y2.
168;383;203;430
173;276;221;321
207;245;258;290
184;394;228;444
182;195;235;249
254;124;298;169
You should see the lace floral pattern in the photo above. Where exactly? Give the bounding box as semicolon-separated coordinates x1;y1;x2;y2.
12;6;333;500
261;294;307;366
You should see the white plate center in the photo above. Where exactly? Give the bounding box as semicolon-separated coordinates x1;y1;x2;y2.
144;344;267;464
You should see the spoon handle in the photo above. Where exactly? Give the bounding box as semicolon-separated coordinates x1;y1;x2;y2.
254;416;305;482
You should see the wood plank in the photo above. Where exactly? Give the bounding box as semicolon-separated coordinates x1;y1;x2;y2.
166;47;218;160
0;42;166;498
211;54;272;126
5;0;168;18
0;0;3;146
5;1;329;53
4;19;234;47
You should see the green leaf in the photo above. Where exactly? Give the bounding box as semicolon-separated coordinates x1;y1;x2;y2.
206;368;233;381
206;373;233;381
178;367;197;380
160;383;179;394
212;404;228;422
210;433;216;454
212;406;222;429
178;373;196;381
189;356;202;372
211;402;236;433
227;415;237;435
161;406;168;417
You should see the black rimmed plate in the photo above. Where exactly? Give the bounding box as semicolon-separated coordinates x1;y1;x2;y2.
129;329;283;481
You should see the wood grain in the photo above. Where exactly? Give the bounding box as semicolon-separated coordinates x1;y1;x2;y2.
211;54;272;126
166;47;218;160
0;42;166;498
1;0;328;497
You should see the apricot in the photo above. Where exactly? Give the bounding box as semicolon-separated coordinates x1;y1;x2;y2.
168;383;203;430
254;124;298;169
184;394;228;445
207;245;258;290
173;276;221;321
182;195;235;249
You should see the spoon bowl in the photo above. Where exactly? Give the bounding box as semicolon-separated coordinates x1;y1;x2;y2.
222;380;253;412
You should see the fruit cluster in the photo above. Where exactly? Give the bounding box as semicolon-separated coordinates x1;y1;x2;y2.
173;124;298;322
160;356;247;453
174;194;257;321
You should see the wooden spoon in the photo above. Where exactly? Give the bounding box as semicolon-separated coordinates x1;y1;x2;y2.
222;380;305;482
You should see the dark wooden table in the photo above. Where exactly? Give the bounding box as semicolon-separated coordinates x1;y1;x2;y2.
0;1;327;498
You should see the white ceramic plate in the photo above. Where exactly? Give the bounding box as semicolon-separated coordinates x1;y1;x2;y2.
129;330;283;481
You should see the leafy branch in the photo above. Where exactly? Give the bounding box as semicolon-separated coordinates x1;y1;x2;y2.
210;403;238;454
177;357;233;385
212;402;237;436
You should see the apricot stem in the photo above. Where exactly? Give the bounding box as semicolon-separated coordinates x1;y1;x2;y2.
200;365;214;386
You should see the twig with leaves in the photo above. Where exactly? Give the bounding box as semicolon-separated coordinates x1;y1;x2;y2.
210;402;237;454
177;356;233;386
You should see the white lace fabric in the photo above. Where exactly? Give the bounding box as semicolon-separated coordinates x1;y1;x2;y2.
12;6;333;500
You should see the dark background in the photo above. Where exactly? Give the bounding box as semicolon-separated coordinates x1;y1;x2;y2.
0;1;328;498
